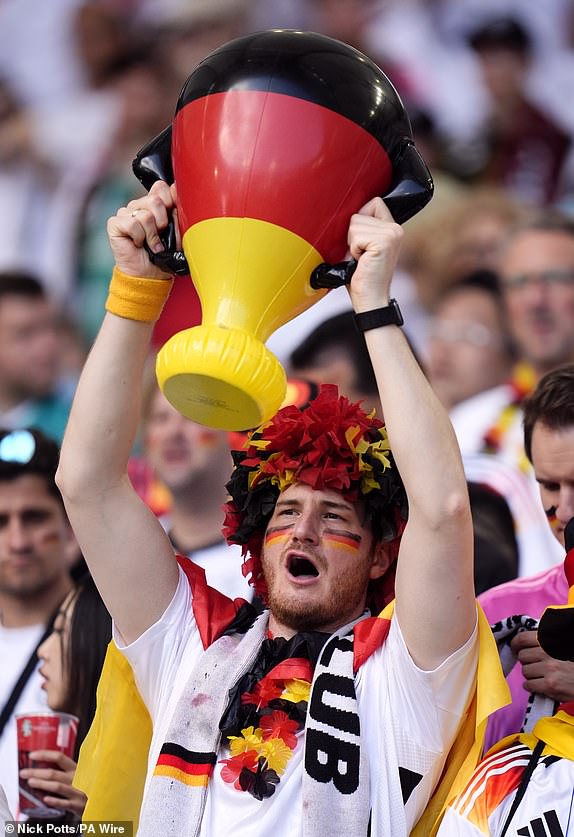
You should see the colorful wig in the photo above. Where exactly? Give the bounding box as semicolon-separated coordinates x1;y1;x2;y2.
223;384;408;608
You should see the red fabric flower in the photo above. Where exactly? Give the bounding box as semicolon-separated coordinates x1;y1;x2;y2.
241;677;283;707
220;750;259;789
260;710;299;749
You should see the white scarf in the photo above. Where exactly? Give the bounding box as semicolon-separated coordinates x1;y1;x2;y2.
138;612;372;837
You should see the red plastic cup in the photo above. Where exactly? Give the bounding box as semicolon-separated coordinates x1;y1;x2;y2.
16;711;79;817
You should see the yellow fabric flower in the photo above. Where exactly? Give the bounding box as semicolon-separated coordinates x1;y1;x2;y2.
228;726;264;757
259;738;293;775
281;679;311;704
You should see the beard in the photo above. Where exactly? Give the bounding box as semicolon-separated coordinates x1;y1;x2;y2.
262;551;375;634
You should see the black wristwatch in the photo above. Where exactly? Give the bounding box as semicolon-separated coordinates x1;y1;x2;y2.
354;299;404;332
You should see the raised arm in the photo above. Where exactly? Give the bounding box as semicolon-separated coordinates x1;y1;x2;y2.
347;198;475;669
56;181;180;643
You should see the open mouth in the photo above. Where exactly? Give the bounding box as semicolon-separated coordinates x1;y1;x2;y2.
287;555;319;579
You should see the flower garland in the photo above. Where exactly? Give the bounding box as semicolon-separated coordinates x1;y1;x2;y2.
220;667;312;800
223;383;408;604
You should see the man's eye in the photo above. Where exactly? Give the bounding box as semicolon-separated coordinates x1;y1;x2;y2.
324;512;342;520
541;482;559;492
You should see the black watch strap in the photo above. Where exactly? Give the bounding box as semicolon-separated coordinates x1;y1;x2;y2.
354;299;404;332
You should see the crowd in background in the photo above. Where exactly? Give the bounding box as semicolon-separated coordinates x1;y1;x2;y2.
0;0;573;574
2;0;574;828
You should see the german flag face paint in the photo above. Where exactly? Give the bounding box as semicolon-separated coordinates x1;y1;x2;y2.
545;504;558;525
264;525;362;555
322;530;362;554
260;484;382;635
264;527;291;549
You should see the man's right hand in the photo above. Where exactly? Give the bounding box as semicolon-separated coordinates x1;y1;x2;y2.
106;180;178;279
512;629;574;703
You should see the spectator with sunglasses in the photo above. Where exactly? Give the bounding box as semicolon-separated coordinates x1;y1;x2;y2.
0;428;77;816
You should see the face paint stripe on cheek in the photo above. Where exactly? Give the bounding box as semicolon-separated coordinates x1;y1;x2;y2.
265;528;292;546
545;505;558;526
323;530;362;552
38;531;61;546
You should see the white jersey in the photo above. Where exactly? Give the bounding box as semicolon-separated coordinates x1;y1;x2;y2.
117;566;478;837
438;741;574;836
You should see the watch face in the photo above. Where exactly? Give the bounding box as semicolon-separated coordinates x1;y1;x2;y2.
391;299;404;326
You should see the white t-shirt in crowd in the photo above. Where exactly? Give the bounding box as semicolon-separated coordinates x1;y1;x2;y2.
157;524;253;602
0;783;14;829
117;567;478;837
0;623;48;816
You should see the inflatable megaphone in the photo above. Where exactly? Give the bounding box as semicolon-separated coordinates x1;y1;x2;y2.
133;29;433;431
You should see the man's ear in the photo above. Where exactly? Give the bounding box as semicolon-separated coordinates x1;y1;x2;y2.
369;540;390;580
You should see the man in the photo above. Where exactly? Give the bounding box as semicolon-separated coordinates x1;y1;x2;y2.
57;181;484;835
139;380;251;600
449;211;574;574
438;523;574;836
464;15;571;206
0;428;76;815
427;270;515;415
479;365;574;750
455;211;574;469
0;273;73;444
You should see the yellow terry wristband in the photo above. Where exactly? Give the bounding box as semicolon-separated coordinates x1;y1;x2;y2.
105;267;174;323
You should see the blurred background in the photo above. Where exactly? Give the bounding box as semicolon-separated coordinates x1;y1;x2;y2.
1;0;573;583
1;0;573;355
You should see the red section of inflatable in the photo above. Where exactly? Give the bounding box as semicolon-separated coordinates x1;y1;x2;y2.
172;90;392;263
151;275;201;350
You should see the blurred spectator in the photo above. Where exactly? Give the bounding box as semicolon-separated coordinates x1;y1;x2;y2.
0;784;12;829
275;277;428;398
0;275;75;444
468;481;518;595
448;210;574;471
0;429;76;817
0;78;62;282
19;574;112;820
426;269;516;412
287;310;382;414
147;0;254;104
136;372;252;600
447;16;572;205
68;49;173;346
0;0;86;110
401;186;527;314
443;210;574;574
463;453;554;579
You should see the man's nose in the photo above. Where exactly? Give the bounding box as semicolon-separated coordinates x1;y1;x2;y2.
6;517;31;551
291;511;320;544
557;487;574;529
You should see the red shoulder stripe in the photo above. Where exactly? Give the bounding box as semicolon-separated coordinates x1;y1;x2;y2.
353;616;391;672
176;555;248;649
